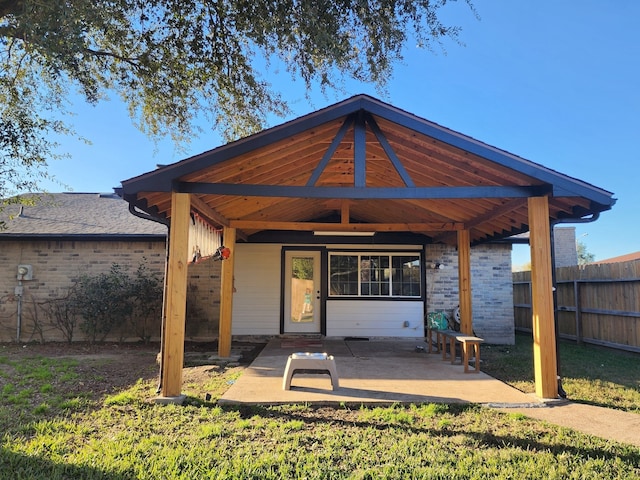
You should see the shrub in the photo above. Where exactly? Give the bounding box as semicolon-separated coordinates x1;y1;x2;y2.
74;264;134;343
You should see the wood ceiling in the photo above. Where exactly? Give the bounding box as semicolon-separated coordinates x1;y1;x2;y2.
119;95;615;245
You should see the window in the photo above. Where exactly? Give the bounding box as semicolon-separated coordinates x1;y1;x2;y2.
329;253;421;298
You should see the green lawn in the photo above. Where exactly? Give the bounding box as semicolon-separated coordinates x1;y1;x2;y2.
0;338;639;479
481;333;640;413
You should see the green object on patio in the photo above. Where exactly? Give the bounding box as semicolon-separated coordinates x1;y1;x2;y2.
427;311;448;330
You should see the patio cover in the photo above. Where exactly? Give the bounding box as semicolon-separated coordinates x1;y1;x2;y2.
117;94;616;401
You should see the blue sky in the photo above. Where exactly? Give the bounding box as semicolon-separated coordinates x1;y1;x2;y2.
40;2;639;265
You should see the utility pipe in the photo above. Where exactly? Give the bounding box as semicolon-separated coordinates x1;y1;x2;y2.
549;212;600;398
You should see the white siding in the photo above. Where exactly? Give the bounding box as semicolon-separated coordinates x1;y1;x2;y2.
326;300;424;338
232;244;281;335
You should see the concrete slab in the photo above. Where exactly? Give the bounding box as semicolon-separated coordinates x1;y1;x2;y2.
219;339;543;406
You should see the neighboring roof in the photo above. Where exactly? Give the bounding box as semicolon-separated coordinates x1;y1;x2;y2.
118;94;616;245
0;193;167;238
593;251;640;264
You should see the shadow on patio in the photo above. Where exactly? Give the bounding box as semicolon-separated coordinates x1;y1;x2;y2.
219;339;542;406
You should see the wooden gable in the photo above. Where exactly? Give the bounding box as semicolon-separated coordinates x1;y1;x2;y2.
119;95;615;244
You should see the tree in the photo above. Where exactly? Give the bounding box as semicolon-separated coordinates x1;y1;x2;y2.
0;0;475;206
577;240;595;265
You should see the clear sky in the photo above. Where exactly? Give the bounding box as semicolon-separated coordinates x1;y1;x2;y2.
38;2;639;266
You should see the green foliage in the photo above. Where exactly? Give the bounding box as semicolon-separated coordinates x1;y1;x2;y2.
1;351;640;478
577;240;595;265
128;262;163;343
482;333;640;413
71;261;163;343
0;0;475;202
74;264;134;343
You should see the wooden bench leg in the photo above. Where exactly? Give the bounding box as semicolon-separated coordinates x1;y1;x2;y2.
461;341;481;373
449;337;456;365
474;343;480;373
462;342;470;373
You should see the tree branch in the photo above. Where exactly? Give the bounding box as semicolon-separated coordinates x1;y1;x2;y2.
83;47;144;71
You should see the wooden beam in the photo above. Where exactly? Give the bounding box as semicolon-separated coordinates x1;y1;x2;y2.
365;112;415;188
341;201;350;224
190;195;248;242
306;114;354;187
432;199;525;244
218;227;236;358
528;196;558;399
354;110;366;187
229;220;464;232
160;192;190;398
189;195;229;227
177;182;549;199
457;229;473;335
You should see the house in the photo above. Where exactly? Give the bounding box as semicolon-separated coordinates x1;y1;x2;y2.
0;193;168;342
592;251;640;264
0;192;229;343
117;94;616;399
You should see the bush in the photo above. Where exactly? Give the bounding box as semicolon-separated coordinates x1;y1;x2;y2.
74;264;134;343
128;262;163;343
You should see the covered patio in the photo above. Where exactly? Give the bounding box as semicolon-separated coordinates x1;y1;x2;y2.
118;94;616;402
219;338;541;406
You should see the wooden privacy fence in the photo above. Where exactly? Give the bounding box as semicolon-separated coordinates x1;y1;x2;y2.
513;260;640;353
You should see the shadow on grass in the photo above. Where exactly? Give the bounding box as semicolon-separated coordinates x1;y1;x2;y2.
221;403;640;467
0;446;131;480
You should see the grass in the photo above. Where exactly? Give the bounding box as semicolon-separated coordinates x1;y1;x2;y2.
0;342;639;479
482;333;640;413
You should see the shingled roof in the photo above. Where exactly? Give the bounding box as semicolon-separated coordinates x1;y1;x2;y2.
0;193;167;238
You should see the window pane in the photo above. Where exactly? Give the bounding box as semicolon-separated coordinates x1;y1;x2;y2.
392;255;421;297
330;253;421;298
360;255;390;297
330;255;358;296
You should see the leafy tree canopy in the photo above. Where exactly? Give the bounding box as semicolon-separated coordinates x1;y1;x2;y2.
0;0;474;203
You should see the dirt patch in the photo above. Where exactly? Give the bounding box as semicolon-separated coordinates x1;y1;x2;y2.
0;341;266;401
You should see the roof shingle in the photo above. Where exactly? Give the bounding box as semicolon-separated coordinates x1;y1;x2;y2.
0;193;167;237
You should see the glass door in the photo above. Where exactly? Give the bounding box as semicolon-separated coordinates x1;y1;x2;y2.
284;251;321;333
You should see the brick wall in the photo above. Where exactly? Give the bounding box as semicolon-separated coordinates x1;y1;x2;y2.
553;227;578;267
0;239;166;343
425;243;515;344
185;257;222;340
1;239;514;345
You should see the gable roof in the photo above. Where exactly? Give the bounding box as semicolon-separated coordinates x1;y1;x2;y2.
118;94;616;245
0;193;167;238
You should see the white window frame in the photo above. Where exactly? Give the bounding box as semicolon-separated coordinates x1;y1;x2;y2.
328;252;422;298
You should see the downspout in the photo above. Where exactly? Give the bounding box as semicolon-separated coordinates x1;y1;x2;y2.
127;204;171;394
550;212;600;399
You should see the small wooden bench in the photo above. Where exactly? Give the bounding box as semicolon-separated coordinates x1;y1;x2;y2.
282;352;339;390
436;329;484;373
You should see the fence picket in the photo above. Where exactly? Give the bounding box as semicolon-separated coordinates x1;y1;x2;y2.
513;259;640;353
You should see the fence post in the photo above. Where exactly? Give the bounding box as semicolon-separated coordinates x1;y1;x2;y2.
575;280;583;345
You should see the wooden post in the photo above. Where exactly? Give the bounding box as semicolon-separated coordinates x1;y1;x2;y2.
528;196;559;399
457;229;473;335
575;280;583;345
218;227;236;358
160;192;190;399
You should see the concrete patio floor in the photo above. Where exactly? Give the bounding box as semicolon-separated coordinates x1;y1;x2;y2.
219;338;543;406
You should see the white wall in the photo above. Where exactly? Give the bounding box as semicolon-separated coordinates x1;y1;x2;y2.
326;300;423;338
231;244;282;335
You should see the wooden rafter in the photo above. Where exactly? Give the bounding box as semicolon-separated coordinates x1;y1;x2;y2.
228;220;463;232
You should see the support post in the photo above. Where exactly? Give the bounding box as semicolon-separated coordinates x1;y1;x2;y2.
218;227;236;358
528;196;559;399
159;192;190;400
457;229;473;335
